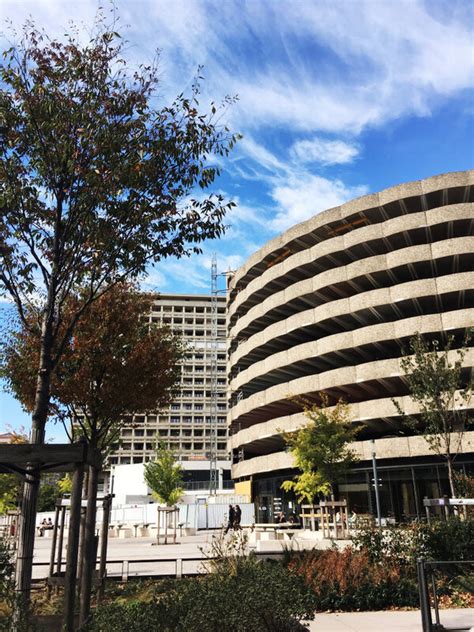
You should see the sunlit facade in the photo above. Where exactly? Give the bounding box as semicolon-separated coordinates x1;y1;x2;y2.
227;171;474;521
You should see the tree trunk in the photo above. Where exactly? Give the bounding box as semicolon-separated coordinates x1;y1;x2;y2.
77;467;90;594
446;455;456;498
63;461;85;632
13;468;40;621
79;463;99;626
15;312;54;614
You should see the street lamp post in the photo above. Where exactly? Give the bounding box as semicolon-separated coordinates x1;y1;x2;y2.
371;439;382;527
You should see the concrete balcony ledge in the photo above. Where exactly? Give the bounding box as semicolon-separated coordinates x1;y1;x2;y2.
231;431;474;479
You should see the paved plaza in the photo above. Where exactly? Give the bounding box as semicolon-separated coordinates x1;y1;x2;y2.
32;530;215;580
306;609;474;631
32;531;474;631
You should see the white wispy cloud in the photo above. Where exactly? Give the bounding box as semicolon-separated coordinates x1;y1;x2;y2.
238;137;287;172
290;137;360;165
270;174;368;232
232;136;368;233
4;0;472;137
229;0;474;133
2;0;471;289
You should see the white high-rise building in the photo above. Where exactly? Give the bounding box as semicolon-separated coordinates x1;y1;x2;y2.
109;294;230;487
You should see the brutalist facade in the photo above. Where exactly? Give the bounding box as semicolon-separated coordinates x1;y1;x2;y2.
227;171;474;522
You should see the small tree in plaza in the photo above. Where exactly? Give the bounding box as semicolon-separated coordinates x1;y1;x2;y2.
394;332;473;498
144;443;184;507
281;397;359;503
145;443;184;546
0;10;238;604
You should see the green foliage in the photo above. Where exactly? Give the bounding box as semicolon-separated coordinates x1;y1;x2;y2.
421;518;474;562
171;561;316;632
281;471;330;504
87;560;316;632
36;474;62;512
0;15;239;312
353;518;474;565
88;528;316;631
281;397;358;501
0;431;27;514
287;518;474;613
0;11;239;448
37;484;57;514
353;518;474;600
58;474;72;495
453;471;474;498
0;474;21;515
353;522;429;566
288;547;418;612
144;443;184;506
394;332;472;496
0;539;30;631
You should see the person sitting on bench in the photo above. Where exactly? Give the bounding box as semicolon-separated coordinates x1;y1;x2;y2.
38;517;53;536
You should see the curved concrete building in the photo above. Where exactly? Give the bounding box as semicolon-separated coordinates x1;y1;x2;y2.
227;171;474;522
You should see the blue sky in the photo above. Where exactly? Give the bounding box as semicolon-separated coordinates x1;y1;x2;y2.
1;0;473;440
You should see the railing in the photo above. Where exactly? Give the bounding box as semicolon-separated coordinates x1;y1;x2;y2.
31;550;283;583
417;559;474;632
423;497;474;524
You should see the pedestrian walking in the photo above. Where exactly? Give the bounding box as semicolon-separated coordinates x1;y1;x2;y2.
234;504;242;530
224;504;235;534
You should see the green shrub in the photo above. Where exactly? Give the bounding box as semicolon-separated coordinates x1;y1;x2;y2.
0;539;31;632
350;518;474;607
353;518;474;565
87;559;316;632
288;547;418;612
422;518;474;561
352;522;429;566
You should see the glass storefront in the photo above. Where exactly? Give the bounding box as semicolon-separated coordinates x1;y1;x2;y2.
252;460;473;523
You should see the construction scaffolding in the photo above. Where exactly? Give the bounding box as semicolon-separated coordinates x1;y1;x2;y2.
209;254;219;495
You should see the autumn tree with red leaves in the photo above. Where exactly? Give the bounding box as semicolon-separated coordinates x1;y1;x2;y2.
3;283;183;621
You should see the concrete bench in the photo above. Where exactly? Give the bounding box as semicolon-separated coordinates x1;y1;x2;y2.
135;523;151;537
275;529;300;541
108;523;123;538
183;527;196;536
117;524;133;538
37;526;54;537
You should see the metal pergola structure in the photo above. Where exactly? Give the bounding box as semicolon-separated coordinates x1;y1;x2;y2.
47;495;113;599
0;439;100;632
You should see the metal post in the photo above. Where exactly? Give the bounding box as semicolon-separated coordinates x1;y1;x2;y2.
63;461;85;632
443;495;450;521
371;440;382;527
431;567;441;628
417;559;433;632
98;494;112;602
47;504;60;598
121;560;129;582
412;467;421;519
56;506;66;575
157;506;160;545
424;496;431;525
